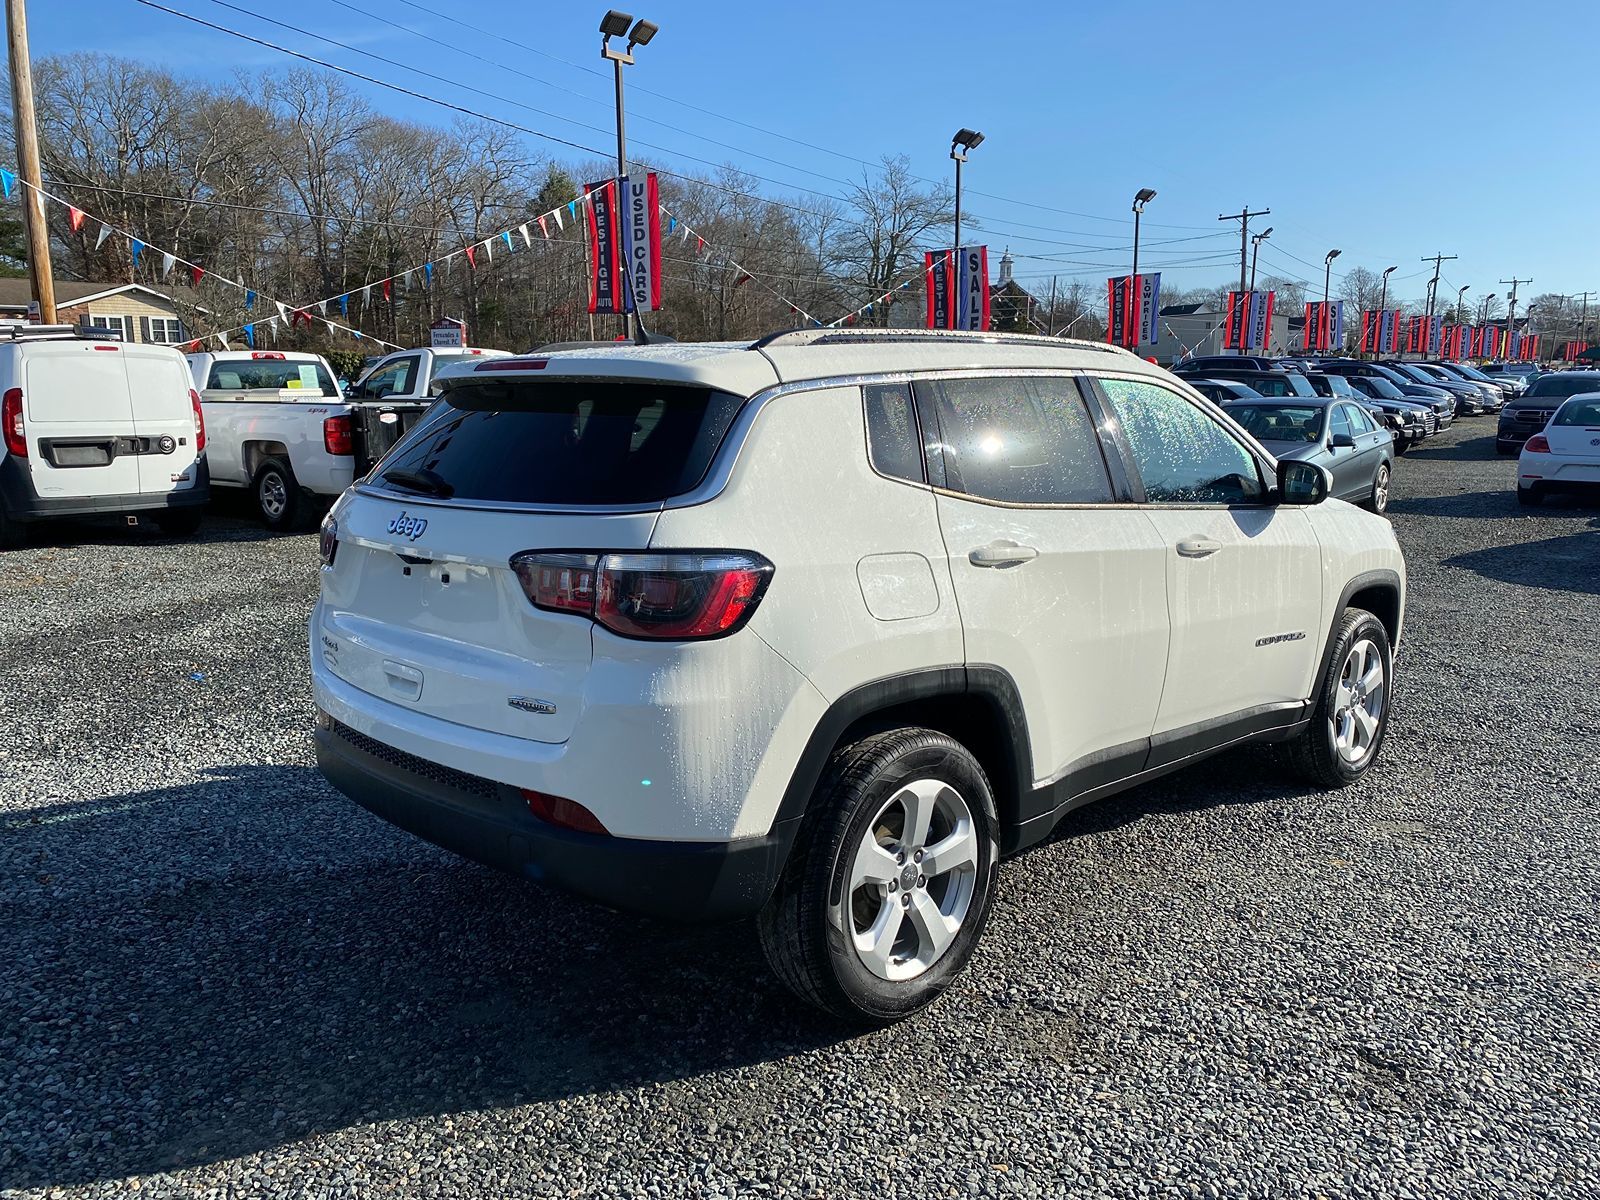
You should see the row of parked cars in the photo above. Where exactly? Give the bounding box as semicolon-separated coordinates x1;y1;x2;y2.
0;324;511;544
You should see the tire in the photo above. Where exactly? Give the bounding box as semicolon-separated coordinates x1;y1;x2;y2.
0;504;25;550
1517;485;1541;507
1364;462;1391;513
1393;438;1409;456
252;457;308;531
154;508;203;537
1283;608;1392;789
1495;441;1517;456
758;727;1000;1025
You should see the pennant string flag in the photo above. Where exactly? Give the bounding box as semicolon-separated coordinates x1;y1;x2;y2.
94;223;111;250
67;206;85;233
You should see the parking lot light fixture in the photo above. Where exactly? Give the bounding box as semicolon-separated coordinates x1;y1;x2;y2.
1480;293;1497;327
1457;285;1470;326
950;129;984;274
1131;187;1157;281
1248;227;1272;296
601;9;659;339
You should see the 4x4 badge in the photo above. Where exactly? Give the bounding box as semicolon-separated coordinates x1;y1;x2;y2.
388;511;428;541
508;696;557;715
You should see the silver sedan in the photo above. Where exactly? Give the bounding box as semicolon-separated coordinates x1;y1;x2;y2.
1223;398;1397;513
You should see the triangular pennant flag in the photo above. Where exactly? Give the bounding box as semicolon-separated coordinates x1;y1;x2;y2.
422;263;433;289
518;224;531;248
361;285;371;308
696;236;705;253
68;207;85;233
0;169;14;199
244;289;256;311
190;265;204;286
275;301;288;321
317;299;327;316
537;215;549;238
382;278;392;302
402;270;414;291
502;230;514;252
483;238;493;262
667;216;676;234
464;245;477;269
338;294;348;316
567;201;577;221
553;207;564;231
242;323;254;348
215;333;229;349
161;252;175;278
352;330;362;341
268;316;279;334
325;319;336;335
680;223;690;243
130;239;144;267
94;222;111;250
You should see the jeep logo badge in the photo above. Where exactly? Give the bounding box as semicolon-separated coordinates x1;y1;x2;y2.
388;511;428;541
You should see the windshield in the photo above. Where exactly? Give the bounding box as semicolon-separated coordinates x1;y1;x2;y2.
1526;374;1600;399
375;379;746;505
1553;398;1600;425
206;358;338;397
1224;404;1325;443
1448;363;1493;382
1358;377;1406;400
1408;364;1452;381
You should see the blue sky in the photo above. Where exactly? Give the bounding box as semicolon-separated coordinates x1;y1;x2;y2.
30;0;1600;310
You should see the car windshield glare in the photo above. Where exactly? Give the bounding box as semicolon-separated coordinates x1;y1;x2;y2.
1225;404;1324;443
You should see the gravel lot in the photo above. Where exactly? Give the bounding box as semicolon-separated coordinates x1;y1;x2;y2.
3;423;1598;1200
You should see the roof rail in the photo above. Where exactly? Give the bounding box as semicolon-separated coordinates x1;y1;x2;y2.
748;326;1134;356
1;323;122;342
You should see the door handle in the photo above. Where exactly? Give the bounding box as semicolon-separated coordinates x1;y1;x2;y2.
968;540;1038;568
1176;538;1221;558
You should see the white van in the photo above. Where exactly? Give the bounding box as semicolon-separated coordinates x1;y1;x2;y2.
0;326;208;547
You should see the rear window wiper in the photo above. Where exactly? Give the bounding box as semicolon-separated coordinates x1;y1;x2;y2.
380;466;454;498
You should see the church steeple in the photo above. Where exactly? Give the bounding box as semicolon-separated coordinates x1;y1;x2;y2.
998;248;1014;285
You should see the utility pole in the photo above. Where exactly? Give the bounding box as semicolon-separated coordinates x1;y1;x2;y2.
1218;205;1269;354
1421;252;1457;328
1500;276;1531;358
1046;275;1058;337
1575;290;1595;351
6;0;55;323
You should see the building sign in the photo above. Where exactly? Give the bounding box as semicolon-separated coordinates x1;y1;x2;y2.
430;318;466;348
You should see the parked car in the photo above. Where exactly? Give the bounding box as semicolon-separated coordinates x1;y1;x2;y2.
1172;354;1283;375
1222;398;1395;511
1309;373;1421;453
186;349;429;529
1183;368;1317;398
1381;361;1487;416
1516;394;1600;506
1312;360;1455;428
1;325;208;546
1184;378;1265;404
1343;376;1437;451
348;346;512;402
1497;371;1600;453
1480;362;1534;396
1434;362;1506;409
310;328;1406;1023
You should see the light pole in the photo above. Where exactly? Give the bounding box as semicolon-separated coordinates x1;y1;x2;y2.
1322;249;1341;352
950;128;983;262
601;9;658;339
1248;226;1272;296
1131;187;1156;282
1455;285;1469;325
1374;265;1396;359
1479;293;1496;326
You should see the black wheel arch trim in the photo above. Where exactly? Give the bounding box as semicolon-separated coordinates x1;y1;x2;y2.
1319;568;1403;686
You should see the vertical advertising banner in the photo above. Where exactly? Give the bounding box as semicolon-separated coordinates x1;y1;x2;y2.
1379;310;1395;354
585;179;622;315
958;246;990;332
1223;291;1245;349
1305;301;1340;352
1135;272;1161;346
618;173;662;313
926;250;953;329
1427;316;1443;355
1108;275;1132;347
1248;290;1274;351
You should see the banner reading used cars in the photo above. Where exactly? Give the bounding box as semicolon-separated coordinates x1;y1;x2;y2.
926;246;989;330
1223;290;1273;351
619;173;662;313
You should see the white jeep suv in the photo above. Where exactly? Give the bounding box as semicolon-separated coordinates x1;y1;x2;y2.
310;330;1405;1022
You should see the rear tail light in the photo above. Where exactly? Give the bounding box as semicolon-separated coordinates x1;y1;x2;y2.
323;414;354;456
189;388;206;453
521;788;609;835
511;550;773;640
1524;434;1551;453
318;516;338;567
2;387;23;458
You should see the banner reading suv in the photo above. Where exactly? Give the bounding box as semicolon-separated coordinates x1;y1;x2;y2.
926;246;990;331
585;178;622;315
1303;301;1345;353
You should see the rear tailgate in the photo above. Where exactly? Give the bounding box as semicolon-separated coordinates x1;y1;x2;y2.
354;400;430;476
123;345;203;494
319;494;657;743
23;342;140;499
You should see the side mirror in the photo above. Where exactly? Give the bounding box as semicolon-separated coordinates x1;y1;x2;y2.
1330;431;1356;448
1277;459;1330;505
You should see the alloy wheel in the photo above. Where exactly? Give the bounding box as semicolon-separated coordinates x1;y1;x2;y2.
1373;465;1390;512
844;778;979;982
260;472;288;520
1332;638;1385;765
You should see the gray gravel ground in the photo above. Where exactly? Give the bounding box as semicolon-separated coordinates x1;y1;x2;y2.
3;424;1598;1200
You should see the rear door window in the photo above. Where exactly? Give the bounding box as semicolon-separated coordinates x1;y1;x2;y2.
1330;405;1353;441
375;379;745;505
918;375;1113;505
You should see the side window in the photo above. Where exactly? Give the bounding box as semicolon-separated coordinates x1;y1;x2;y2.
1330;405;1353;441
1348;405;1376;435
863;382;924;484
362;360;407;398
920;375;1113;505
1097;377;1266;505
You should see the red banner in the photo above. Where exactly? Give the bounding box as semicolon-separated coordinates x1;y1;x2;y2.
585;179;622;315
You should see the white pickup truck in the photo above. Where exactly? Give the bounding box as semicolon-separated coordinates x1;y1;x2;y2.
346;346;511;401
185;349;429;529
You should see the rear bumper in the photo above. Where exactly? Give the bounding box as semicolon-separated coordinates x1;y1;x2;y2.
314;715;797;922
0;455;210;521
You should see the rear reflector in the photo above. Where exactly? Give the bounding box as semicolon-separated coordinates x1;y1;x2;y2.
521;789;609;835
92;344;120;351
511;550;773;640
2;387;24;458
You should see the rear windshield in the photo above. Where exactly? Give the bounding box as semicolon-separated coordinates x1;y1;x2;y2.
1554;399;1600;425
1526;374;1600;399
207;359;338;396
375;379;745;505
